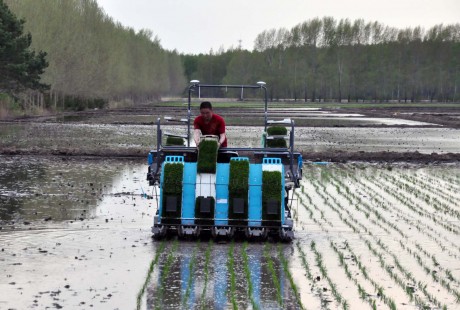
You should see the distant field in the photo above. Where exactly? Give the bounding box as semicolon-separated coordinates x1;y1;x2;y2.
157;100;460;109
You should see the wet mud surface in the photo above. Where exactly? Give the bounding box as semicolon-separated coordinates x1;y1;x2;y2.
0;157;156;309
1;103;459;309
1;103;459;162
1;159;459;309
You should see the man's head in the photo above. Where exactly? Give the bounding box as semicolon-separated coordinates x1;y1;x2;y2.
199;101;213;122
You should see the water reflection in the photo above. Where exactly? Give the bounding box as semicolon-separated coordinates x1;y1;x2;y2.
146;242;300;310
0;156;141;226
0;157;156;310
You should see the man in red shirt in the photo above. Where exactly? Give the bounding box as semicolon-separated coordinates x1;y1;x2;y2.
193;101;227;148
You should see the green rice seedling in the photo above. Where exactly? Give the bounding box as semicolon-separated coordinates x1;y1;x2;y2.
197;140;218;173
346;245;397;309
310;241;348;309
296;242;313;281
277;244;305;310
242;242;259;310
262;170;282;223
455;290;460;303
200;240;213;309
162;163;183;221
266;126;287;148
263;243;283;306
446;270;454;282
136;241;166;310
155;240;179;309
229;159;249;224
165;136;184;146
182;243;198;307
227;241;238;310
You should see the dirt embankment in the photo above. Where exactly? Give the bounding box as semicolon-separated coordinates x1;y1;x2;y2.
301;150;460;163
342;106;460;128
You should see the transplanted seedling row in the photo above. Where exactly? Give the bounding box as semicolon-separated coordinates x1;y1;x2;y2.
293;163;460;309
139;240;306;309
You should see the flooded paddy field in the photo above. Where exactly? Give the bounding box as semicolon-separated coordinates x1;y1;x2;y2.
1;123;460;160
1;103;459;309
1;157;460;309
1;102;459;161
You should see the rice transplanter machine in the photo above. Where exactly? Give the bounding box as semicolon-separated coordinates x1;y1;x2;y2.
146;81;302;241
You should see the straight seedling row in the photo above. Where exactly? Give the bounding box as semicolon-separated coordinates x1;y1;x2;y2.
301;168;451;308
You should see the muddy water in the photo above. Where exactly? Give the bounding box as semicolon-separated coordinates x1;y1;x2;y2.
226;126;460;154
2;120;460;156
0;156;300;310
0;157;156;309
2;157;460;309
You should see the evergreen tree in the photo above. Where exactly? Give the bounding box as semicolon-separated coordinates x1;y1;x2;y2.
0;0;48;93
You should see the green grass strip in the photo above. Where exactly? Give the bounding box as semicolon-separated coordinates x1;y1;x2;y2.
136;241;166;310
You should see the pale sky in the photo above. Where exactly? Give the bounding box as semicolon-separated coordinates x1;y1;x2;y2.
96;0;460;54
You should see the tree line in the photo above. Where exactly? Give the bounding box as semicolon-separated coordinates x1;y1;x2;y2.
2;1;459;115
184;17;460;103
3;0;186;111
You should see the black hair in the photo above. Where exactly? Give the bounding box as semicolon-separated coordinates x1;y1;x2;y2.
200;101;212;110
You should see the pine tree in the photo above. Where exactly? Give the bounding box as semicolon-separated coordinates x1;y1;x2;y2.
0;0;48;93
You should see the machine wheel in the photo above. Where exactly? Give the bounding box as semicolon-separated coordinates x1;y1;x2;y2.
152;225;167;240
279;228;294;243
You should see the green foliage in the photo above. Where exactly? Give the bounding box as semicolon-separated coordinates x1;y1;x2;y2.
197;140;218;173
0;92;20;115
165;136;184;146
0;1;48;93
186;17;460;103
266;126;287;148
4;0;186;107
56;96;107;111
262;171;282;221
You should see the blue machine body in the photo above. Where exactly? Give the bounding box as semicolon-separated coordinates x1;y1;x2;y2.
158;156;286;228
